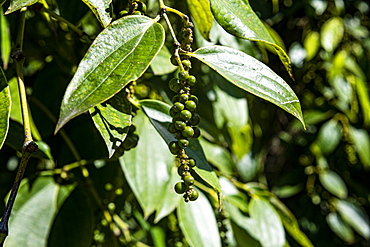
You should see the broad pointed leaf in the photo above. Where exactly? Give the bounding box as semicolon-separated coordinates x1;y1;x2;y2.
140;99;221;195
5;176;74;246
210;0;293;77
89;90;132;158
119;110;174;218
82;0;112;27
189;46;304;127
349;127;370;170
5;0;37;14
317;119;342;154
1;7;11;69
178;190;221;247
0;67;10;149
55;16;164;132
249;197;285;247
187;0;213;41
150;45;177;75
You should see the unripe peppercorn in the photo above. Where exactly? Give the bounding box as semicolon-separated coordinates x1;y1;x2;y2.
182;126;194;138
179;71;190;80
189;113;201;126
192;127;201;138
180;110;192;121
169;78;181;92
178;139;189;148
189;189;199;201
187;75;197;86
173;102;184;112
175;121;186;131
169;141;180;155
185;100;197;111
174;182;187;194
183;175;194;185
179;93;189;103
181;60;191;68
188;158;196;167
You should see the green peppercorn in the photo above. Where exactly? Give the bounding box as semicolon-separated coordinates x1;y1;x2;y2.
188;158;196;167
170;107;179;118
183;175;194;185
182;126;194;138
173;102;184;112
174;182;186;194
190;95;198;105
179;93;189;103
172;95;180;103
137;2;147;13
185;100;196;111
167;123;177;133
187;75;197;86
192;127;201;138
180;110;192;121
179;71;190;80
189;189;199;201
169;141;180;155
178;139;189;148
169;78;181;92
181;60;191;68
175;121;186;131
189;113;201;126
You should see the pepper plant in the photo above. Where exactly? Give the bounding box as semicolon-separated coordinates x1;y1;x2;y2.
0;0;369;246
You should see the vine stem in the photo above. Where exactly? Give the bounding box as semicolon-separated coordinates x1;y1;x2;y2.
0;7;39;246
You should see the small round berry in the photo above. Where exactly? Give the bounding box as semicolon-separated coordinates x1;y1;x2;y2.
173;102;184;112
168;141;180;155
183;175;194;186
182;126;194;138
170;107;179;118
188;158;196;167
174;182;186;194
178;139;189;148
167;123;177;133
192;127;201;138
187;75;197;86
189;114;201;126
180;110;192;121
175;121;186;131
179;93;189;103
189;189;199;201
179;71;190;80
181;60;191;68
169;78;181;92
185;100;197;111
190;95;198;105
172;95;180;103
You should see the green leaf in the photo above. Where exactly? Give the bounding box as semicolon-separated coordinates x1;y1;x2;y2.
1;7;11;69
355;77;370;126
178;190;221;247
326;212;355;243
150;45;177;75
319;170;347;198
5;176;74;246
189;46;305;127
0;66;10;150
90;90;132;158
5;0;37;14
269;196;314;247
316;119;342;154
187;0;213;41
210;0;293;77
250;197;285;247
320;17;344;53
55;16;164;132
140;99;222;195
304;31;320;61
119;110;175;218
334;198;370;240
349;127;370;170
47;186;95;247
82;0;112;27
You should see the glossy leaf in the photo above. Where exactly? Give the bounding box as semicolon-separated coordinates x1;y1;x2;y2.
5;176;74;246
1;7;11;69
119;110;174;218
319;170;347;198
47;186;95;247
187;0;213;41
5;0;37;14
178;190;221;247
82;0;112;27
326;212;354;243
0;67;10;150
250;197;285;247
210;0;293;77
140;99;221;194
150;45;177;75
189;46;305;127
349;127;370;170
316;119;342;154
334;198;370;239
55;16;164;132
90;90;132;158
269;196;314;247
320;17;344;53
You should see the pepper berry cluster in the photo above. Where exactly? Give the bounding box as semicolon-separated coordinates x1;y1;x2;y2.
167;16;201;202
120;0;146;16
